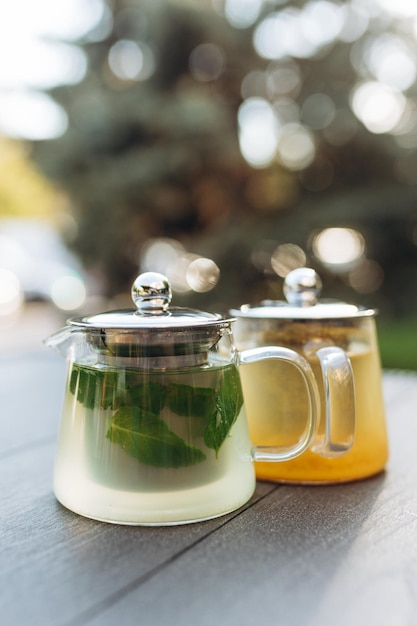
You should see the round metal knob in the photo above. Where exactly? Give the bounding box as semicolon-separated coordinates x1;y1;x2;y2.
131;272;172;314
283;267;322;307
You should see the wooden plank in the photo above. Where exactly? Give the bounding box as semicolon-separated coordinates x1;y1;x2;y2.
0;351;65;457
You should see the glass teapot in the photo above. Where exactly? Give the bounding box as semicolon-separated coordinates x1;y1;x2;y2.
46;272;321;526
230;267;389;484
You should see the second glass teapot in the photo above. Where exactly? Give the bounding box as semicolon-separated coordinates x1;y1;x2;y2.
230;267;389;484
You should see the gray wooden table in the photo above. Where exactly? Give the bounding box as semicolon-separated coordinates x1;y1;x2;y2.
2;350;417;626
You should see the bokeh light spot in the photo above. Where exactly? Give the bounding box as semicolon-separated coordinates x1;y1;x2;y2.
224;0;263;29
141;238;186;276
300;1;345;48
273;98;300;125
50;274;86;311
0;269;23;316
0;91;68;140
349;259;384;293
376;0;417;19
189;43;225;82
312;227;365;270
338;3;369;43
140;239;220;294
0;0;107;42
241;70;268;100
350;81;406;134
365;35;417;91
266;61;302;98
278;123;315;171
186;258;220;293
238;98;280;168
253;9;317;60
271;243;307;277
0;41;87;90
108;40;155;81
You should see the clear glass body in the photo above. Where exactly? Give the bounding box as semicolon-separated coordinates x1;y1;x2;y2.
233;316;388;483
53;330;255;525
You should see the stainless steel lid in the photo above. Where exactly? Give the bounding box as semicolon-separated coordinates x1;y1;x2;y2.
68;272;231;359
230;268;376;320
70;272;228;329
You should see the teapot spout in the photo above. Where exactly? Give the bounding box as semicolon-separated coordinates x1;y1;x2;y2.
44;326;79;358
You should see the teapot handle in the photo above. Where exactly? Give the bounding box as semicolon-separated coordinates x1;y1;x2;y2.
239;347;319;462
312;347;355;457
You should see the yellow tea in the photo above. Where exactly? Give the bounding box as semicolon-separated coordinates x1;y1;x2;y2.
240;345;388;483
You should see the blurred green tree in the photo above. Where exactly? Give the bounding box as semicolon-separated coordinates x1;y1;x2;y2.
29;0;417;317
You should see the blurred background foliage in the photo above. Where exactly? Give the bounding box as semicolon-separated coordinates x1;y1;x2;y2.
1;0;417;367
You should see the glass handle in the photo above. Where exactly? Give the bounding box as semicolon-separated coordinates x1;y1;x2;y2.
312;347;355;457
239;346;320;462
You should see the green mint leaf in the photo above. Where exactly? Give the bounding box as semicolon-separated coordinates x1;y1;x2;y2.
106;406;206;468
166;384;217;419
70;365;119;409
204;365;243;455
127;381;168;413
